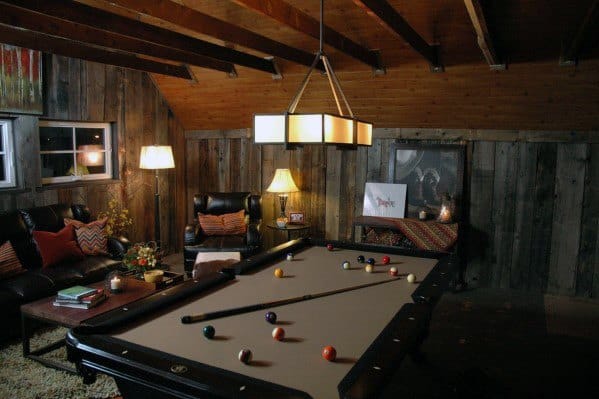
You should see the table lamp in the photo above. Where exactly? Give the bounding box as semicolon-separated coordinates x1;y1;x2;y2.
266;169;299;227
139;145;175;245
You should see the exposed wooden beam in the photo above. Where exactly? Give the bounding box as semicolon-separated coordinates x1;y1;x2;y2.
232;0;384;72
464;0;505;70
560;0;599;66
101;0;324;71
0;24;192;79
352;0;443;71
0;1;277;75
5;0;235;77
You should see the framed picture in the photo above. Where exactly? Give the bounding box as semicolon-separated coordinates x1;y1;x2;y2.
0;45;43;114
388;142;465;219
362;182;407;219
288;212;305;224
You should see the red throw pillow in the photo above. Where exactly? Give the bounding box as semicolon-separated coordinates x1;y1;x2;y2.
65;218;109;255
0;241;27;280
33;224;85;268
198;210;247;236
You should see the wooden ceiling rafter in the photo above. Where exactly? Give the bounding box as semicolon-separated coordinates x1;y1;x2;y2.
0;24;192;79
232;0;384;73
100;0;325;72
0;0;283;76
463;0;505;70
352;0;443;72
560;0;599;66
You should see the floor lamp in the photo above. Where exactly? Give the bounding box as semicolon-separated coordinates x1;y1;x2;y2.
139;145;175;245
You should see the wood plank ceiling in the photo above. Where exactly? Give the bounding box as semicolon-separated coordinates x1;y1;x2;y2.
0;0;597;130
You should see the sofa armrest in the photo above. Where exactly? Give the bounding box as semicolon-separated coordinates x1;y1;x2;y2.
246;221;262;247
107;236;130;259
184;223;201;245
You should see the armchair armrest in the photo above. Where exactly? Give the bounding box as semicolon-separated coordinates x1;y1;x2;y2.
246;221;262;247
184;223;200;245
107;236;130;259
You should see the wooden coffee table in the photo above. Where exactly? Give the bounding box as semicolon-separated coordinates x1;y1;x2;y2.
20;278;157;373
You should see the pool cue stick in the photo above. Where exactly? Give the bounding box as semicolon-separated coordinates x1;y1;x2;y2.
181;277;402;324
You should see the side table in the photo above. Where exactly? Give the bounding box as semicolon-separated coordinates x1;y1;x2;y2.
267;223;310;242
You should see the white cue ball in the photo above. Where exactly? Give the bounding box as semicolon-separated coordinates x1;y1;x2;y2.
407;273;416;283
286;253;294;261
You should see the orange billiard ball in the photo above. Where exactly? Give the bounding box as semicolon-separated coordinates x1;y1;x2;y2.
322;345;337;361
272;327;285;341
274;268;284;278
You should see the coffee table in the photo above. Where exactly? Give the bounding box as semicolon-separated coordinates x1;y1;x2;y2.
20;278;157;373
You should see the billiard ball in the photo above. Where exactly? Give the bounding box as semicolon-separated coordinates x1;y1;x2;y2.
407;273;416;283
389;267;398;276
326;243;334;251
364;264;373;273
357;255;365;263
366;257;375;265
286;253;294;261
382;255;391;265
265;311;277;324
274;268;284;278
342;260;350;270
203;325;215;339
238;349;252;364
322;345;336;361
272;327;285;341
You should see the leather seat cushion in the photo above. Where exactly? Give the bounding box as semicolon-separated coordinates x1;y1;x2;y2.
0;272;54;302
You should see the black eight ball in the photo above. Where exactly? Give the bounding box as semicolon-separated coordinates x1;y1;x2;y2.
203;325;215;339
357;255;365;263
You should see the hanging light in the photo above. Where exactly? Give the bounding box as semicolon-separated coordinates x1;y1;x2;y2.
253;0;372;148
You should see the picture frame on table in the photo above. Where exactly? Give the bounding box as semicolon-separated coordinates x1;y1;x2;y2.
288;212;305;225
388;142;465;220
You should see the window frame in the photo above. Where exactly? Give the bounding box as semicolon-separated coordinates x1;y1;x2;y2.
38;120;113;185
0;119;16;189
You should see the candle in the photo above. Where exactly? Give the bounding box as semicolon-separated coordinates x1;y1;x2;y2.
419;210;427;220
110;276;122;290
439;206;451;223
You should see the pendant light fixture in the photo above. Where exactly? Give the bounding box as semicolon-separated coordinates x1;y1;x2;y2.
253;0;372;148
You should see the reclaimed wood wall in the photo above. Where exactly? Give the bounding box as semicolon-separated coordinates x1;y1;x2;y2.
0;54;186;253
185;129;599;298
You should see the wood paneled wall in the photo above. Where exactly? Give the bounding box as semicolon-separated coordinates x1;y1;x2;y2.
0;54;186;253
185;129;599;298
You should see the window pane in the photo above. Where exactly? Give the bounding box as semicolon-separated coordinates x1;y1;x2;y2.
39;127;73;151
0;155;5;180
75;128;105;147
0;136;3;151
41;153;74;177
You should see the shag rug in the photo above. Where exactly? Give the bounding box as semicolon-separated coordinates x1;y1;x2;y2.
0;327;120;399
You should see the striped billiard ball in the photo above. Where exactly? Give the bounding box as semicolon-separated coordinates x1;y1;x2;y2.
238;349;252;364
272;327;285;341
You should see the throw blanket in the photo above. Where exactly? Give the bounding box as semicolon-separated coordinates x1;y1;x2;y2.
383;218;458;252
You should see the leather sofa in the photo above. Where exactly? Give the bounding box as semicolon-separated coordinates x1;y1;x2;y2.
0;203;126;342
183;192;262;275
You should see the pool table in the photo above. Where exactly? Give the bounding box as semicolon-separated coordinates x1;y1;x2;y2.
67;238;455;399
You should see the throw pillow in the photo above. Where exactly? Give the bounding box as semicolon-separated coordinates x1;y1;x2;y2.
65;218;109;255
0;241;27;280
33;224;85;268
198;210;247;236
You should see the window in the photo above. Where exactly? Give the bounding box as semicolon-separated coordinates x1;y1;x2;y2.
39;121;113;184
0;119;16;189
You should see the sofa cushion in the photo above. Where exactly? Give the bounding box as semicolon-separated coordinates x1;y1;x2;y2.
0;210;42;270
0;272;55;302
33;224;85;268
75;256;121;284
32;265;85;292
22;204;74;232
0;241;27;280
199;210;247;235
65;218;109;255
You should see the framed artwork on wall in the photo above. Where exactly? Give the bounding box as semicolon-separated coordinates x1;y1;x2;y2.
0;44;43;115
362;182;407;219
388;142;465;219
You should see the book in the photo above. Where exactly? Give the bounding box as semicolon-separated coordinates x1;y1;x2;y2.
53;293;107;309
57;285;98;300
54;290;105;306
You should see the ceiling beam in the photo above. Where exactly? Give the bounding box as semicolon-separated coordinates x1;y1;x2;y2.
0;1;278;75
5;0;236;77
560;0;599;66
100;0;324;71
352;0;443;71
232;0;384;72
463;0;505;70
0;24;192;79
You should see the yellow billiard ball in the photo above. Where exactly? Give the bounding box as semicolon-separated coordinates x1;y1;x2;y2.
364;264;373;273
274;268;284;278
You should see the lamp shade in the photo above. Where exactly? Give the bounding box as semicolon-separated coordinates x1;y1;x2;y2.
266;169;300;193
139;146;175;169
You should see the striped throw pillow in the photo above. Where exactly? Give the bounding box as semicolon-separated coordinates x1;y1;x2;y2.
198;210;247;236
0;241;26;280
66;218;109;255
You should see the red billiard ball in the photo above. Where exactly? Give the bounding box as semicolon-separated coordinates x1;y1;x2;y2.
326;243;334;251
272;327;285;341
322;345;337;361
382;255;391;265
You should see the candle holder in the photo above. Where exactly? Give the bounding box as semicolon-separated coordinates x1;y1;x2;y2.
437;192;454;224
105;270;127;294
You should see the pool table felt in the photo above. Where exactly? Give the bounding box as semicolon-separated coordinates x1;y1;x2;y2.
114;246;438;399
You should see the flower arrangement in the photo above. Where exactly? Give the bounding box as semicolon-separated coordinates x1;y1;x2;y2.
97;199;133;237
123;241;161;273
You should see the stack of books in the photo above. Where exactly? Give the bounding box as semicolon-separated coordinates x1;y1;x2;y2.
53;285;107;309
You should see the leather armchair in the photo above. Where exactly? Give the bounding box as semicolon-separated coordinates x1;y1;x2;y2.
183;192;262;274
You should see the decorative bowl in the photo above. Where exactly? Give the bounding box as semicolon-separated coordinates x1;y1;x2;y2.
143;269;164;283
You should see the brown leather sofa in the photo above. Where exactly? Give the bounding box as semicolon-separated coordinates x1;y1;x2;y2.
0;203;126;342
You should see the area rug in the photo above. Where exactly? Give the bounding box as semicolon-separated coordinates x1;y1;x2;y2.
0;327;119;399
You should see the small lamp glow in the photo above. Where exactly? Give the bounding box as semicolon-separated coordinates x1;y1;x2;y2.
266;169;299;227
